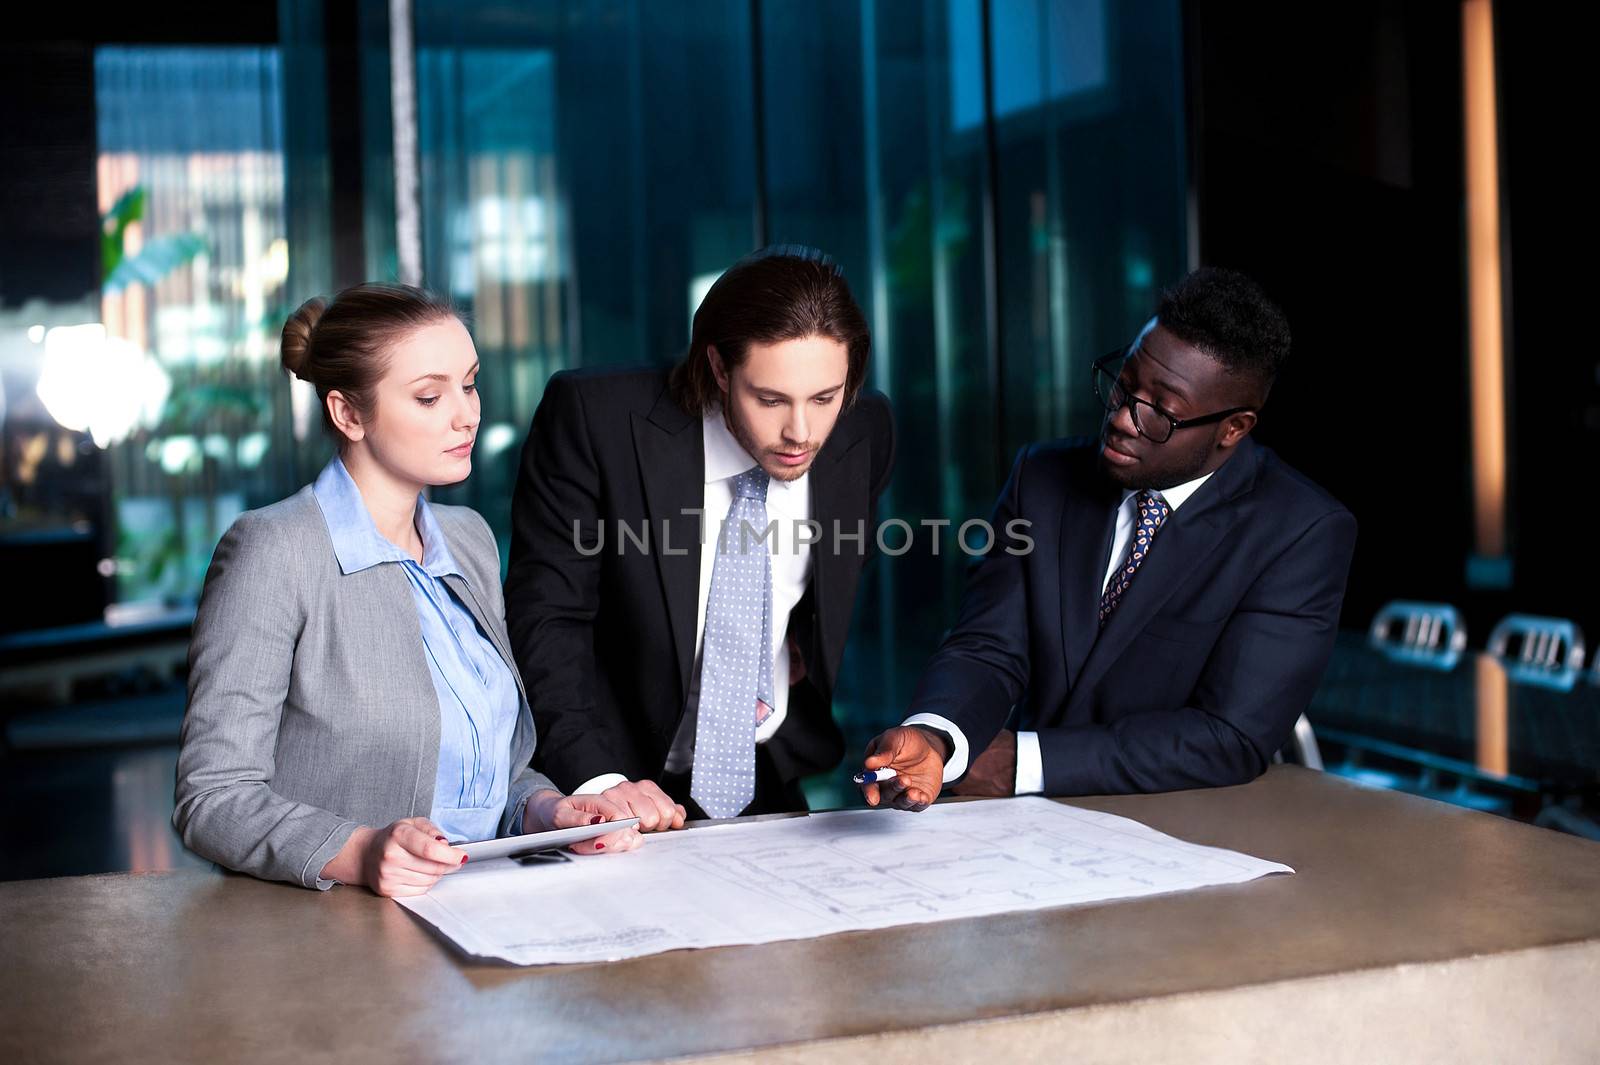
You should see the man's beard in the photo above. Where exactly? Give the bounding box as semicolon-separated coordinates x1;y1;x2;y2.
724;405;813;482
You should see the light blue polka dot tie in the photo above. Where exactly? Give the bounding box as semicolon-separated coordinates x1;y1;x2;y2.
1098;489;1170;627
691;467;774;818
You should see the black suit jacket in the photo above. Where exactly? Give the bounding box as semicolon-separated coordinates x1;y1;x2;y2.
908;436;1356;795
506;368;895;798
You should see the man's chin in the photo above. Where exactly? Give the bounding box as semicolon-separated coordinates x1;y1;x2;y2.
1096;447;1140;486
763;456;813;482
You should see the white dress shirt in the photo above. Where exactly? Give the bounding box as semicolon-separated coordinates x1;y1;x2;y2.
576;409;812;794
907;468;1215;793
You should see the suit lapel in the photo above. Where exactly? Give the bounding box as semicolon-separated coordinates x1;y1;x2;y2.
442;574;506;666
441;572;529;706
1058;455;1120;693
807;425;871;695
632;392;704;703
1066;439;1261;712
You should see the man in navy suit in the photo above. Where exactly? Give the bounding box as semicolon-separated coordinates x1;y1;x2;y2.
861;267;1356;806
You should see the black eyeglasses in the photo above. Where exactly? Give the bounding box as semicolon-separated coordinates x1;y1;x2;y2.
1091;349;1255;445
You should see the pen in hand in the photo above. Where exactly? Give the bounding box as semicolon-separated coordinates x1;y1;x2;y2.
858;726;947;810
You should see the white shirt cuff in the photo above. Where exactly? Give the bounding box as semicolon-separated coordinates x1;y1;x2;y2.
1014;731;1043;795
574;773;628;795
902;713;970;782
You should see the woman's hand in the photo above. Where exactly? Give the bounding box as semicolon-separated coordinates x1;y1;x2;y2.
527;789;643;854
320;817;465;897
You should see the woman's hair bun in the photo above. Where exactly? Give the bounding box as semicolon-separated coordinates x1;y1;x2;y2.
280;296;328;380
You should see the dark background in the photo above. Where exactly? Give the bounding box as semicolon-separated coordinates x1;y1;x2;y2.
7;1;1577;638
1185;0;1583;639
1;0;1587;880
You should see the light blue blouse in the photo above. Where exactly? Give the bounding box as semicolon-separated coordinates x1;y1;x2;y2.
311;457;521;843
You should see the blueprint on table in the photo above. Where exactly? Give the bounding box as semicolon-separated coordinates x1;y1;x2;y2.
397;796;1293;966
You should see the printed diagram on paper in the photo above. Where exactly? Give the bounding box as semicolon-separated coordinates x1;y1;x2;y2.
398;796;1293;966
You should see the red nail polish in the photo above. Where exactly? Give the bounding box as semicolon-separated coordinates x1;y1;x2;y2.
460;854;468;864
435;836;447;842
595;843;606;851
590;815;604;825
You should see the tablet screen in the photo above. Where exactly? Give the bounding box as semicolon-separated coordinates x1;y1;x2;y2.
455;817;641;861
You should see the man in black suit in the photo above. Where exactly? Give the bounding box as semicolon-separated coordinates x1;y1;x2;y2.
861;267;1355;807
507;247;894;826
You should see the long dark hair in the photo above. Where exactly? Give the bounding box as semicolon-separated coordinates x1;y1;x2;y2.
669;245;871;416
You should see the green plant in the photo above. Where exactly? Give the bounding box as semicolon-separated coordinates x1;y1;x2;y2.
100;184;208;292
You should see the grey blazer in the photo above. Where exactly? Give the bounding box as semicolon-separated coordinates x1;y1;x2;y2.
173;485;557;889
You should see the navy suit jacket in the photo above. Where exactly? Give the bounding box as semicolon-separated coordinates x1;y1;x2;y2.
908;435;1356;795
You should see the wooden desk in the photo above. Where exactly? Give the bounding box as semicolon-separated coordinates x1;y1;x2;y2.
3;767;1598;1064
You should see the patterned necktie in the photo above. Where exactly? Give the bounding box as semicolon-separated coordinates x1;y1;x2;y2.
691;467;774;818
1098;490;1171;627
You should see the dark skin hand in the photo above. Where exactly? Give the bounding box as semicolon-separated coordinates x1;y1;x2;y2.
860;726;950;810
949;728;1017;798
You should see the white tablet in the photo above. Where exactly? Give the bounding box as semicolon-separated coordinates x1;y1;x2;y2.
455;817;640;862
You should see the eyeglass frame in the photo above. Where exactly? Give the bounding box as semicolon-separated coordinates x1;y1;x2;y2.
1091;348;1257;444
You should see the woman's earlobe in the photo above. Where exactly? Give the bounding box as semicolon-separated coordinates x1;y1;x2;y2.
325;391;365;443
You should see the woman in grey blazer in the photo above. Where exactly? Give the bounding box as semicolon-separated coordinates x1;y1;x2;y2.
174;284;641;894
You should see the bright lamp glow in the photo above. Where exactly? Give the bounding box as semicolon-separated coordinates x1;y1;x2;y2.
480;422;517;458
36;323;172;448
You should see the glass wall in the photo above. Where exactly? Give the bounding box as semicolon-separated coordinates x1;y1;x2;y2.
358;0;1189;800
756;0;1189;797
0;0;1188;794
94;47;292;609
0;46;291;634
410;0;760;540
